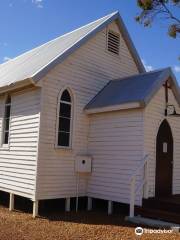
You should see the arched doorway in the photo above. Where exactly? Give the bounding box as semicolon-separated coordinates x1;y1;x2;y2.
155;119;173;197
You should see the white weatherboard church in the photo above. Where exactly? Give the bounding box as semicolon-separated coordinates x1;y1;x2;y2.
0;11;180;221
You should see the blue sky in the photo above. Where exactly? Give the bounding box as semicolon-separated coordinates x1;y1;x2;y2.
0;0;180;82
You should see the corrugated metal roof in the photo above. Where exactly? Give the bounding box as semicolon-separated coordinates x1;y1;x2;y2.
85;68;180;112
0;11;145;91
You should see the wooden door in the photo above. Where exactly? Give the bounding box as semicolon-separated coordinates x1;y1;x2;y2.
155;119;173;197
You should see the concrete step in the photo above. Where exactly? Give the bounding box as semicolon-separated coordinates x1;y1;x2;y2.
126;215;180;228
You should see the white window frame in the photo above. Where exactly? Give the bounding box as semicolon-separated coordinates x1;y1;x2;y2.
1;95;11;149
55;88;74;149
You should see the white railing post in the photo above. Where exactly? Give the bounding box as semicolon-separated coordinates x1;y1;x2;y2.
129;154;149;218
129;177;136;218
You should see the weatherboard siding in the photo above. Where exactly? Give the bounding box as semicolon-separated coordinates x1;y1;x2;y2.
144;86;180;197
35;21;140;200
0;88;40;199
87;110;144;205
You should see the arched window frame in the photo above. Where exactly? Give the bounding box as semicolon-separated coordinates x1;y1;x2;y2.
56;88;74;149
2;95;11;147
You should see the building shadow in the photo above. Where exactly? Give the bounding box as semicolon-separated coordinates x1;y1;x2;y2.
0;191;136;228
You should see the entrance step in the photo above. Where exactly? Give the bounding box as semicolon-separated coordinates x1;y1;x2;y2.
142;197;180;214
135;206;180;224
135;195;180;224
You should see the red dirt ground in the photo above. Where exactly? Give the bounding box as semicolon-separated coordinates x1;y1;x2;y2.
0;205;180;240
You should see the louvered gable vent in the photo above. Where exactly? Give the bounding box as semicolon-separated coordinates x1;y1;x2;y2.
107;31;120;55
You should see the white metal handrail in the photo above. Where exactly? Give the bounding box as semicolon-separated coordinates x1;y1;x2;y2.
129;154;149;218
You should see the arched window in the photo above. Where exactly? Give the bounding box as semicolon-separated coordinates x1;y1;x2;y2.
57;89;72;147
3;95;11;145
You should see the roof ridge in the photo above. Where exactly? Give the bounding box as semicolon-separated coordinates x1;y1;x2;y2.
56;11;118;40
31;10;146;82
112;68;170;82
0;11;146;91
0;11;118;68
85;67;180;114
31;12;119;78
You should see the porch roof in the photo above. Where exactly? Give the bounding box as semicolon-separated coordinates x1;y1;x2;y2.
85;68;180;114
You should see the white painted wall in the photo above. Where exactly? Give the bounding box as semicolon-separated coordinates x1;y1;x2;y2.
0;88;41;200
144;86;180;197
87;109;144;205
35;21;140;200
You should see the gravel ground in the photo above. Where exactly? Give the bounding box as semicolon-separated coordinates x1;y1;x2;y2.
0;206;180;240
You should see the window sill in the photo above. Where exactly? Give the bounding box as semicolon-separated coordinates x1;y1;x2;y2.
54;145;72;151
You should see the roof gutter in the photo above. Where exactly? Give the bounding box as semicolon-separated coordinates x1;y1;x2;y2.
0;78;37;95
85;101;142;114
